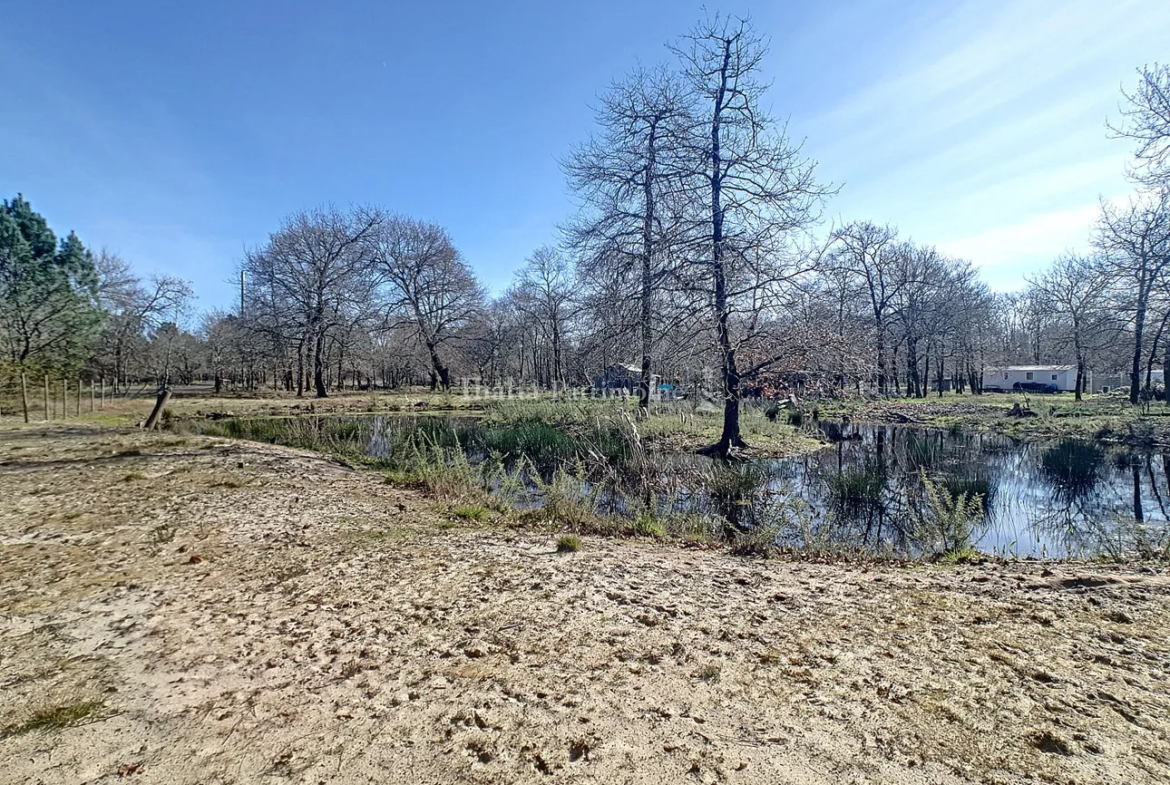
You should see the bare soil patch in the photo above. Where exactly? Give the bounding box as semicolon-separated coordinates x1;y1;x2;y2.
2;424;1169;784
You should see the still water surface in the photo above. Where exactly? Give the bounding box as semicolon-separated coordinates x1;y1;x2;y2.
214;414;1170;558
755;424;1169;558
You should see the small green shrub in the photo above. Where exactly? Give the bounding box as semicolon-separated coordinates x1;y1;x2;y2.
910;472;985;557
556;534;582;553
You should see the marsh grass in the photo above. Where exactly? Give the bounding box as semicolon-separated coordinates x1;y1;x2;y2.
1078;514;1170;562
705;461;773;513
532;461;602;529
1042;439;1106;504
940;473;996;513
827;464;886;510
903;433;943;469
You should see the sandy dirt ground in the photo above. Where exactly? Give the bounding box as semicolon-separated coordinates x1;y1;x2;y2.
2;424;1169;785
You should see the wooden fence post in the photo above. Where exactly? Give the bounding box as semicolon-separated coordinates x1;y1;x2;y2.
20;372;30;424
143;389;171;431
90;379;95;412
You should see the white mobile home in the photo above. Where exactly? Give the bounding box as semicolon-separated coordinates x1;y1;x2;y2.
981;366;1081;393
1092;370;1164;394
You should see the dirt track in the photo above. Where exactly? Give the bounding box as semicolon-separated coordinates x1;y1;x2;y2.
2;424;1169;784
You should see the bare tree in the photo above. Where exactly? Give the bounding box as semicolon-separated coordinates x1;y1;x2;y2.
1026;254;1117;400
673;15;831;455
371;217;484;390
510;246;576;387
93;250;192;393
564;67;693;412
243;205;382;398
889;243;947;398
1095;188;1170;404
1110;63;1170;186
825;222;900;395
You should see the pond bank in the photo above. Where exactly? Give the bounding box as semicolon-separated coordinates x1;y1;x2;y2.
2;424;1169;784
190;411;1170;562
821;394;1170;446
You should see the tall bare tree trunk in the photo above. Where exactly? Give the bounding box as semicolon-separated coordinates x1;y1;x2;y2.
707;38;745;456
427;340;451;390
1131;279;1148;405
296;341;305;397
638;122;658;415
1164;336;1170;406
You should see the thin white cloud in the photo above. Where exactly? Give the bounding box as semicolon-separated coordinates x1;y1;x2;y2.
803;0;1170;289
936;203;1100;272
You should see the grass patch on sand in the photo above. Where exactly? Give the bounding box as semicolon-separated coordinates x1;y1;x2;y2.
556;534;582;553
453;504;488;522
1;700;112;738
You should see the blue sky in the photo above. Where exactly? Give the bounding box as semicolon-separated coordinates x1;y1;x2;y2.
2;0;1169;312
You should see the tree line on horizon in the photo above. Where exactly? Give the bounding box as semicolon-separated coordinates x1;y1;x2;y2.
2;16;1167;453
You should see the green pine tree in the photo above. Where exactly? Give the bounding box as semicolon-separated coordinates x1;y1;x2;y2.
0;195;104;417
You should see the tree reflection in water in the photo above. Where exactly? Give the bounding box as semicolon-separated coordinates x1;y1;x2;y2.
755;425;1169;558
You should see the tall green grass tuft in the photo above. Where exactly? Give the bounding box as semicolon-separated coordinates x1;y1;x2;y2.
827;464;886;509
1041;439;1106;503
940;473;996;513
902;432;943;469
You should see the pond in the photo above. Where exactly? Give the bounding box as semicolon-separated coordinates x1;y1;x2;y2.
201;414;1169;560
754;424;1170;559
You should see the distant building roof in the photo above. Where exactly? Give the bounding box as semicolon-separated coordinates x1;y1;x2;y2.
987;365;1075;372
